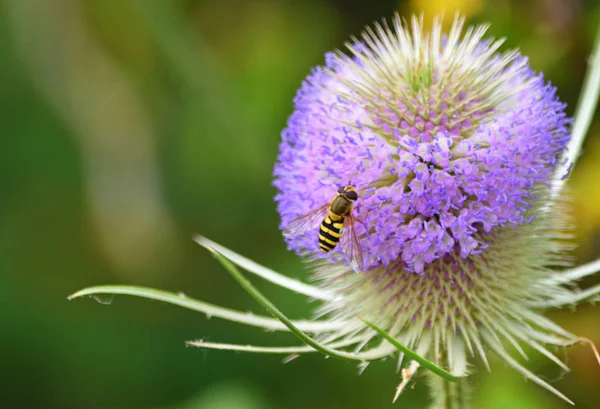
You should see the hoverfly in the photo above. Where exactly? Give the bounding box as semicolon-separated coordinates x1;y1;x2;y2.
283;185;364;272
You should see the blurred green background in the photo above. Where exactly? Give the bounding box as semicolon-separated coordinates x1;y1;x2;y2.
1;0;600;408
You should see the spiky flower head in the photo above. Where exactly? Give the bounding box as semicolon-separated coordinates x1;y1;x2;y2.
274;14;582;402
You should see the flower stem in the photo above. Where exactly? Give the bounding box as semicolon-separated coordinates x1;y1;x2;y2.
428;372;471;409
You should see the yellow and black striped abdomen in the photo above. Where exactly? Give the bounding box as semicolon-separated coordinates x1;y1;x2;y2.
319;214;345;253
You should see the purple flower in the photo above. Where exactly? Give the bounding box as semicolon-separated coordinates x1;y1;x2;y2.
270;14;591;404
274;16;570;274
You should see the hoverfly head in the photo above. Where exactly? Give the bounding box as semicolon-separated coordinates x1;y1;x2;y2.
342;185;358;202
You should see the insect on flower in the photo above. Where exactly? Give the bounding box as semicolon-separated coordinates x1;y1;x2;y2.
283;185;364;272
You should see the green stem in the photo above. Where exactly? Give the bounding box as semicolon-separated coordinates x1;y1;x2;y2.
428;372;471;409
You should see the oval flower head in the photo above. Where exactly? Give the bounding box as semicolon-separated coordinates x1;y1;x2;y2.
273;14;598;404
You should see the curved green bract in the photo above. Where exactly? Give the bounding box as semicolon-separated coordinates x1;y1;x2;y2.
205;247;373;362
205;243;462;383
67;285;343;333
553;23;600;195
68;235;462;381
358;317;461;382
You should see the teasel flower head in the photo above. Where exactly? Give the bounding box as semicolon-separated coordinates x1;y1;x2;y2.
272;13;597;404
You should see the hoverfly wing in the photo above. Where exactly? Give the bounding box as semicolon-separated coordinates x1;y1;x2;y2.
340;215;364;273
282;204;329;238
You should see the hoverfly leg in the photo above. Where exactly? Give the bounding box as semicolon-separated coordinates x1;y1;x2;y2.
351;209;370;225
353;194;371;224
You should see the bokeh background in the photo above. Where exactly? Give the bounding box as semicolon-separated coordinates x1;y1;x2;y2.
1;0;600;408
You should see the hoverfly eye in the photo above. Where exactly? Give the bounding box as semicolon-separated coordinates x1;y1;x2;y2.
346;190;358;201
337;186;345;194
